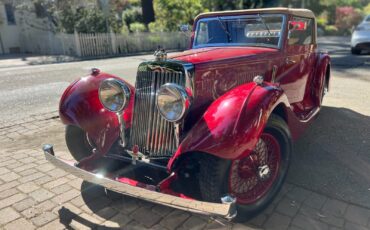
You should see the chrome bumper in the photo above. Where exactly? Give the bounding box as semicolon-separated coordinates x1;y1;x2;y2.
42;144;236;219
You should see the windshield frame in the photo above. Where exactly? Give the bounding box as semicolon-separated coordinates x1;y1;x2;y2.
193;13;287;50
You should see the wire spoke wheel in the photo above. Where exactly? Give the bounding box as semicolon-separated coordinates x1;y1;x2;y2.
198;114;291;221
229;133;281;204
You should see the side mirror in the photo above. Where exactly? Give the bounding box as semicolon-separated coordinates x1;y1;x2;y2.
180;24;190;32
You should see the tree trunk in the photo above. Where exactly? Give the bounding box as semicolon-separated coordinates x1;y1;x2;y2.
141;0;155;25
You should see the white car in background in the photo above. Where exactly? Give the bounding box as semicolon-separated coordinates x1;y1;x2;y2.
351;14;370;54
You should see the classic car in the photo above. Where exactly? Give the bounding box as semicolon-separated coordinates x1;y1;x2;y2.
43;7;330;221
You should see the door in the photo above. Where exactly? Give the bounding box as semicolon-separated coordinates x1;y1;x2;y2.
279;16;316;114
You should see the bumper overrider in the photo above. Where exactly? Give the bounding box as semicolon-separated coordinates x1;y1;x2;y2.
42;144;237;220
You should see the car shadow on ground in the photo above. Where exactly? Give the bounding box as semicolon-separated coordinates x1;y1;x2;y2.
55;105;370;229
288;106;370;208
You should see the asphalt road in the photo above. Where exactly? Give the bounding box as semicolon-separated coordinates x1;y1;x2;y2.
0;54;151;125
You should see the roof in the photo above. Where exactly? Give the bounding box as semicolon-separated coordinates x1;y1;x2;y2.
195;8;315;21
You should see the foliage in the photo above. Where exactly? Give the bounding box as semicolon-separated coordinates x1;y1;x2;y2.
59;7;119;33
335;6;363;35
364;3;370;15
320;0;368;8
74;8;107;33
122;6;143;31
130;22;146;32
148;20;167;33
201;0;277;11
153;0;206;32
316;13;328;29
4;0;370;35
324;25;339;35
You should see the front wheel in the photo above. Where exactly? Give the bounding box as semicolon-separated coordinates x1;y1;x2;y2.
65;125;94;162
199;114;292;221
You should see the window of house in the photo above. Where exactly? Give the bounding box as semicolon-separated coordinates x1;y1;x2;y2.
4;3;16;25
288;17;313;45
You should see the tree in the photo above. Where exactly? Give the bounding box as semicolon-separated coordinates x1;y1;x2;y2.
141;0;155;25
152;0;206;31
201;0;278;11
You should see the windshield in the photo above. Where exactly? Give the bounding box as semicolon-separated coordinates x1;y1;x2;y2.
194;14;285;49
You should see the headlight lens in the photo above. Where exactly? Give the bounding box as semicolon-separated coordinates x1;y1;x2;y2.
99;78;130;112
156;83;191;122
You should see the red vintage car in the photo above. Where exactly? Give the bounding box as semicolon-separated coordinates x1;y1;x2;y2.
43;8;330;221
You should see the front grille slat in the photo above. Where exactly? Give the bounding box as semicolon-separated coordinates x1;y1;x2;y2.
145;72;154;150
131;68;185;158
153;72;162;154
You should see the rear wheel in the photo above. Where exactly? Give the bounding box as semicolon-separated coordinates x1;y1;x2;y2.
65;125;94;162
199;115;291;221
351;47;361;55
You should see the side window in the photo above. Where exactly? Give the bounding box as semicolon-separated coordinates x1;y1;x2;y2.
195;22;209;45
288;17;313;45
4;3;16;25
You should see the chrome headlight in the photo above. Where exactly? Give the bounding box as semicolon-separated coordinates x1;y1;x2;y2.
99;78;130;113
156;83;191;122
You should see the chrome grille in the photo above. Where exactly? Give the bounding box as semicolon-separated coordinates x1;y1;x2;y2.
130;69;185;158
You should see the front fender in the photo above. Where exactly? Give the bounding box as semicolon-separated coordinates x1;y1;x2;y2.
168;82;290;171
59;72;135;155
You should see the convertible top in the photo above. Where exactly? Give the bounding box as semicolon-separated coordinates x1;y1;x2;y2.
195;7;315;21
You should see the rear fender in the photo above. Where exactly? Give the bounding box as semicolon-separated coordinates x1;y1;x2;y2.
168;82;290;171
314;52;331;105
59;72;135;155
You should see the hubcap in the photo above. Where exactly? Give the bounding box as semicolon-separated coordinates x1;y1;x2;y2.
258;165;271;181
228;133;281;204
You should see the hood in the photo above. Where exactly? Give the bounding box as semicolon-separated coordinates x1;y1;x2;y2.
169;46;278;64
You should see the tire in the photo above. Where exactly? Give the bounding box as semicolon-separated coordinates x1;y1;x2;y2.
65;125;94;162
199;114;292;222
351;47;361;55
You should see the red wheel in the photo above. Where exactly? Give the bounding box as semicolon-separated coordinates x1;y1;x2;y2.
228;133;281;204
199;114;291;221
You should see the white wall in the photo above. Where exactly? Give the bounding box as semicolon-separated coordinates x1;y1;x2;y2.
0;1;52;54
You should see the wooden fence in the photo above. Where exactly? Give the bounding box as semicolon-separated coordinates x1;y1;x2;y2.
19;31;190;57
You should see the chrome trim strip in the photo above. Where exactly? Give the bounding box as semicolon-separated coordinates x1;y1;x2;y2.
43;145;234;218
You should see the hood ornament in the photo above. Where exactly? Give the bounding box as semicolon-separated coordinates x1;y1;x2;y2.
154;46;167;61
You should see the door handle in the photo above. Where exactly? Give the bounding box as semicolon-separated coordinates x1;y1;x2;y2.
285;58;296;64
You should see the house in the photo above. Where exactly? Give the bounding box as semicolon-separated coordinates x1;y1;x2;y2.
0;1;99;55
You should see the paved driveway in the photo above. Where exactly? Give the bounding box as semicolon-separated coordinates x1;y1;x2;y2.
0;37;369;229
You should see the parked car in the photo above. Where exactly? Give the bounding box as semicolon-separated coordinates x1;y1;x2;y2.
351;14;370;54
43;7;330;221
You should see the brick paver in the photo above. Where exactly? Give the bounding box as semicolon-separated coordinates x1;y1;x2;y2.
0;115;369;229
